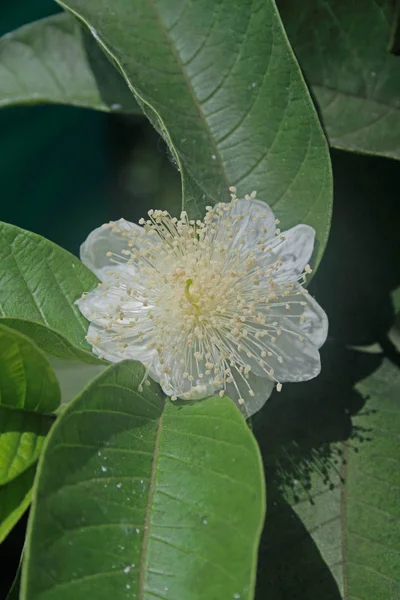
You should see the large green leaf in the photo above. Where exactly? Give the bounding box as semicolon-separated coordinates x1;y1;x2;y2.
278;0;400;160
57;0;332;268
0;13;140;113
21;360;265;600
0;221;103;363
0;325;58;485
258;357;400;599
0;464;36;543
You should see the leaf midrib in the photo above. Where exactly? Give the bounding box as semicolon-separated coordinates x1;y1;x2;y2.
138;397;165;599
146;0;230;193
340;440;349;600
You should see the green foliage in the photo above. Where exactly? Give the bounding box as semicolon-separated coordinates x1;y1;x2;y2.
253;357;400;600
278;0;400;160
0;0;398;597
346;359;400;598
0;324;60;413
0;221;103;363
0;325;56;544
0;408;52;486
0;13;140;112
0;465;35;543
0;324;57;485
56;0;332;268
281;359;400;599
252;148;400;599
21;361;265;600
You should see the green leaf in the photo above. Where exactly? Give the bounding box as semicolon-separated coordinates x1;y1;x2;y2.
261;358;400;599
277;0;400;160
0;13;140;113
0;319;102;364
0;407;52;485
0;221;103;363
344;358;400;597
0;464;36;543
0;325;57;485
21;360;265;600
0;324;60;413
56;0;332;268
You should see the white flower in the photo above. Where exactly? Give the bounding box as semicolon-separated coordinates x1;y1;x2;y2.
76;188;328;417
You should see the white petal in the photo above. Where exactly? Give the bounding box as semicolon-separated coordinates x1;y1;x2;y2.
77;279;157;365
76;275;148;328
261;286;328;349
263;321;321;383
155;348;220;400
85;322;157;365
263;224;315;284
215;199;276;252
226;372;275;418
162;378;218;401
299;293;328;348
80;218;159;279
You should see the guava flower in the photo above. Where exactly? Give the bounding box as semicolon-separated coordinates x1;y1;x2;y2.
76;188;328;417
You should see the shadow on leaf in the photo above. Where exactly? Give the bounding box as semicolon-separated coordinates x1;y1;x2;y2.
254;150;400;599
254;342;381;599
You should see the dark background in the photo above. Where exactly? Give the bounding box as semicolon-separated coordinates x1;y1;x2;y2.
1;1;399;598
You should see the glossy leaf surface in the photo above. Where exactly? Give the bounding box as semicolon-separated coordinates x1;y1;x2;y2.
57;0;332;268
22;361;265;600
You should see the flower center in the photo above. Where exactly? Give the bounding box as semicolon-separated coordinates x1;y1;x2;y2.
184;278;201;313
